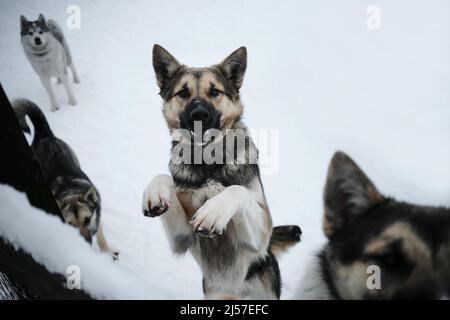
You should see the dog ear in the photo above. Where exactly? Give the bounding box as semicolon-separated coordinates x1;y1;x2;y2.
152;44;183;90
20;15;28;30
83;187;98;204
37;14;47;27
218;47;247;91
323;151;384;238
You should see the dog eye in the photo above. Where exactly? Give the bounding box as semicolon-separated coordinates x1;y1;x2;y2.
375;252;398;265
209;88;222;98
83;216;91;227
38;30;43;34
176;89;190;99
371;250;410;274
28;31;33;36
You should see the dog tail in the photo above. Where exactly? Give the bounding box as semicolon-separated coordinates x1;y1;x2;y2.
269;225;302;258
47;19;74;65
13;99;54;142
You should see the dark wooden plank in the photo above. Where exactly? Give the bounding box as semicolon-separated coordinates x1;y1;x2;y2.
0;238;91;300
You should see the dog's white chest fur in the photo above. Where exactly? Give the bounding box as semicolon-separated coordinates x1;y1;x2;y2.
23;43;65;77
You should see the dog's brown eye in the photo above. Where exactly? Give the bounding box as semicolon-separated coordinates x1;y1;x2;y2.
83;216;91;227
369;242;411;274
176;89;190;99
209;88;221;98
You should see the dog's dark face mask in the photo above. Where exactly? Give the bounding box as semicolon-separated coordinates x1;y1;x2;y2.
57;188;100;243
321;151;450;300
179;97;221;135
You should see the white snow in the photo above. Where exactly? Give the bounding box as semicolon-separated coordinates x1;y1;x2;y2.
0;185;172;299
0;0;449;299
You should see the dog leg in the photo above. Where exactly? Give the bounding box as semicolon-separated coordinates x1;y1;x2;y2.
142;174;193;254
96;222;119;260
191;185;271;255
40;76;59;111
59;73;77;106
68;62;80;84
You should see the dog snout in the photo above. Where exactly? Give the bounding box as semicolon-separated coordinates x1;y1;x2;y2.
80;229;93;244
190;106;211;123
34;37;42;45
179;98;219;132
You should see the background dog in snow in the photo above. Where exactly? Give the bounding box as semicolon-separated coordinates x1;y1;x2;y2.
20;14;79;111
13;99;117;259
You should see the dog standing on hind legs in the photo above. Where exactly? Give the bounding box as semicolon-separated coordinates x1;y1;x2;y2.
20;14;80;111
143;45;301;299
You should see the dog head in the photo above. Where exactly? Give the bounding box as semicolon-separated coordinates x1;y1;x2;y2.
322;151;450;299
152;44;247;137
57;187;100;243
20;14;50;50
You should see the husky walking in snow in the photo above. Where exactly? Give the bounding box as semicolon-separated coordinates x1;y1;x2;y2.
13;99;117;259
20;14;79;111
295;151;450;299
142;45;301;299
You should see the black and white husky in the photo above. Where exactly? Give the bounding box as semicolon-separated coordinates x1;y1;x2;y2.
143;45;301;299
13;99;117;259
20;14;79;111
295;151;450;300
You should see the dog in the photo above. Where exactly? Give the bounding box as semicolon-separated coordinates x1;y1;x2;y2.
20;14;79;111
13;99;117;259
142;45;301;299
295;151;450;299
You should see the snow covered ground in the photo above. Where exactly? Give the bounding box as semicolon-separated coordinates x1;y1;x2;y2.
0;0;449;299
0;185;172;299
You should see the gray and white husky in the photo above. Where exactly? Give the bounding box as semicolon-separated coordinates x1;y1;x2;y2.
13;99;117;259
20;14;79;111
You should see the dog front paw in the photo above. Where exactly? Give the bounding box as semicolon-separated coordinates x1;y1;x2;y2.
190;197;234;238
144;203;169;218
142;175;173;218
51;104;60;112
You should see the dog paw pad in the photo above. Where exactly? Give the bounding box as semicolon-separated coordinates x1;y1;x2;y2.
143;204;168;217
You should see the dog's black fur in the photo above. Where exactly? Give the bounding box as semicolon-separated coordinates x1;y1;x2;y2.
13;99;101;243
316;151;450;299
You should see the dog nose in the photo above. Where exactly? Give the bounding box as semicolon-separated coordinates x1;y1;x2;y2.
190;106;210;122
34;37;42;45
